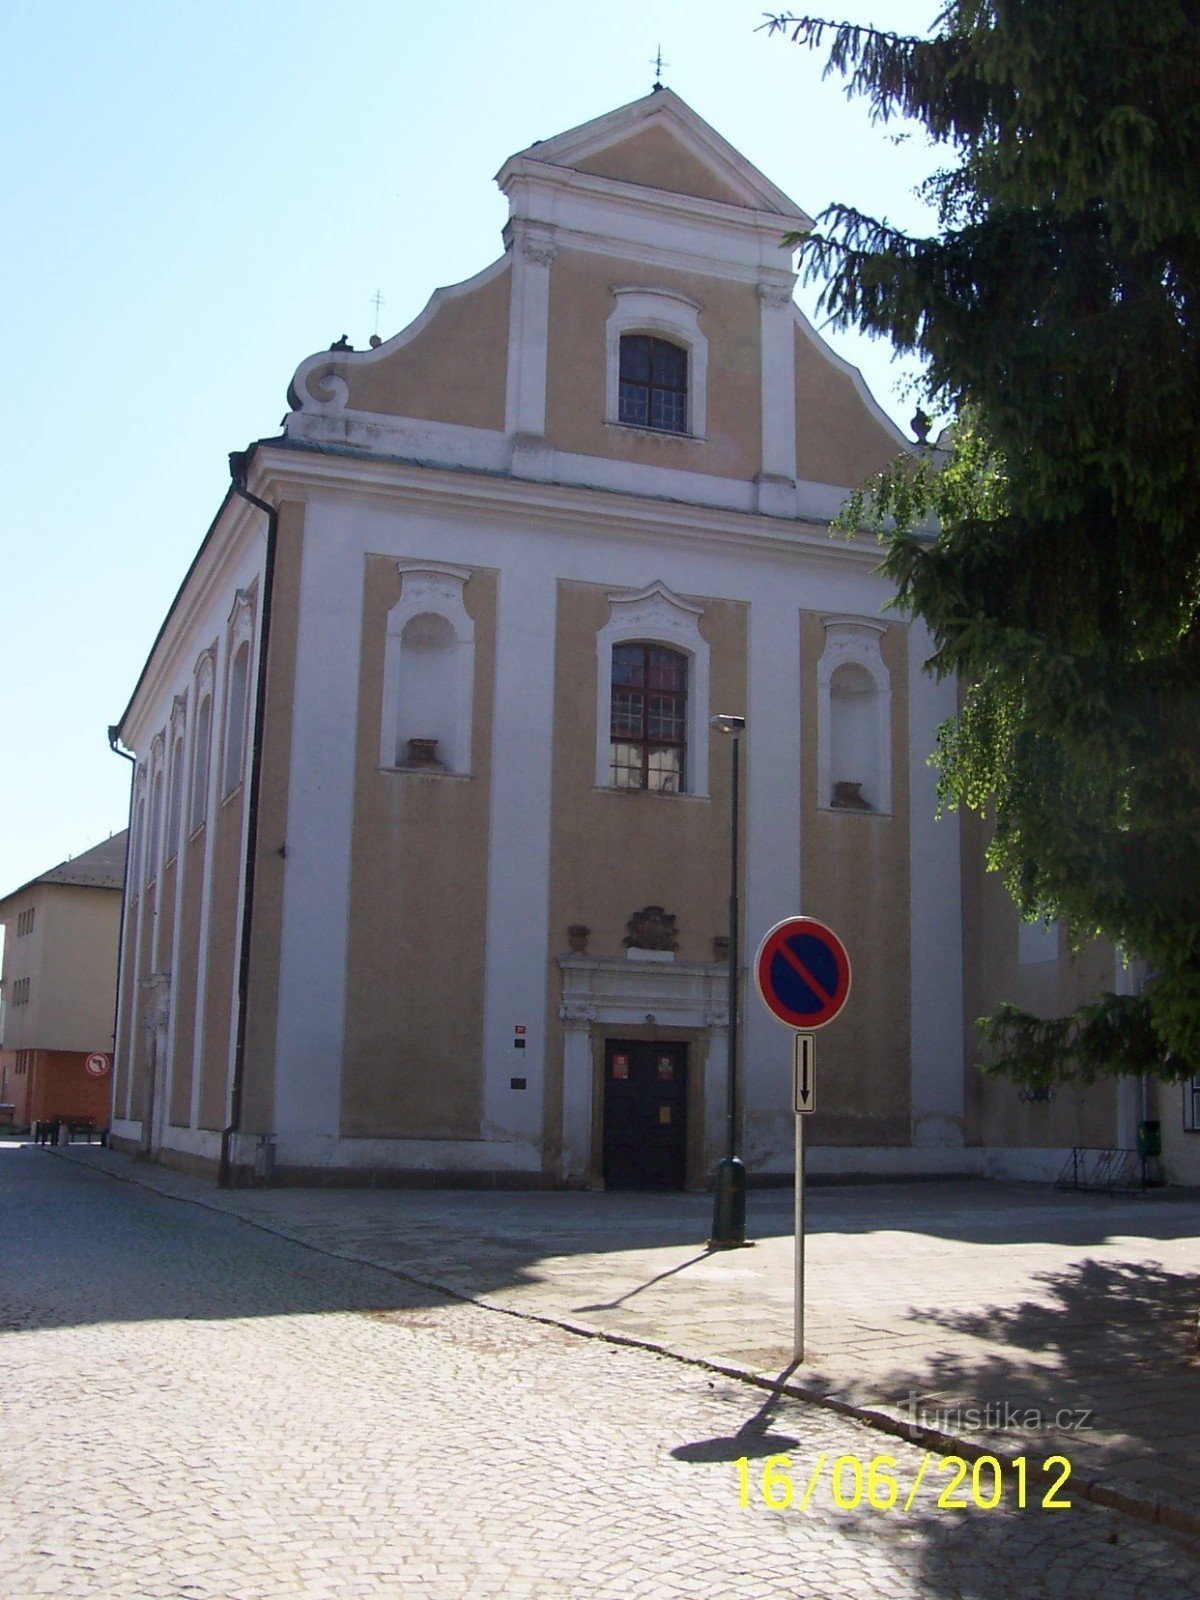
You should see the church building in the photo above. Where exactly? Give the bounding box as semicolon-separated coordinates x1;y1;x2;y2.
110;89;1150;1187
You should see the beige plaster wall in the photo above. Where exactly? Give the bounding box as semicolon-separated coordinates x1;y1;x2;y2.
542;580;746;1173
571;125;748;207
241;500;307;1137
1159;1083;1200;1184
0;896;42;1051
340;557;497;1139
545;250;762;480
155;862;176;982
170;823;205;1127
301;265;510;429
961;807;1120;1150
794;325;904;488
799;614;912;1146
35;886;120;1051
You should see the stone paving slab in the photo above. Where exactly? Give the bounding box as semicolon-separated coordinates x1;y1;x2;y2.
40;1141;1200;1535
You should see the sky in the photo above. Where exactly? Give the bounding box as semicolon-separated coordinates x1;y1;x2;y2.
1;0;944;902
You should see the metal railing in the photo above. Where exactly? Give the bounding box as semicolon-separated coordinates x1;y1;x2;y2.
1056;1146;1146;1194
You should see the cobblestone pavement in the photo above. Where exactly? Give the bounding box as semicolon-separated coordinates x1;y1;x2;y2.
3;1148;1199;1599
47;1145;1200;1527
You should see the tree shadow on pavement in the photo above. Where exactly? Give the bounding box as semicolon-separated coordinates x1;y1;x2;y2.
837;1257;1200;1518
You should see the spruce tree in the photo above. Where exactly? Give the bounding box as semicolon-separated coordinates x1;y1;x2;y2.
769;5;1200;1085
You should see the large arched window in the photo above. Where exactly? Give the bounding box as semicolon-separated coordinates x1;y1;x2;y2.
610;643;687;791
146;764;164;885
618;335;688;433
222;641;251;796
190;694;212;833
165;697;186;863
595;581;710;797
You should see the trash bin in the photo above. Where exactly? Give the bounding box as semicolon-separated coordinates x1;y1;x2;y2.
1136;1119;1162;1159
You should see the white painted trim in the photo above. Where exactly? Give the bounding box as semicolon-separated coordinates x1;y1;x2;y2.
907;619;965;1148
275;417;862;528
286;408;510;471
741;591;804;1135
479;559;557;1151
502;170;799;283
594;580;710;796
504;221;556;467
272;1134;542;1172
800;1145;1079;1181
758;279;798;501
272;506;363;1153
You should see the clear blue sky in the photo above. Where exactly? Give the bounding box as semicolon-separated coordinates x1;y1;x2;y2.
1;0;941;900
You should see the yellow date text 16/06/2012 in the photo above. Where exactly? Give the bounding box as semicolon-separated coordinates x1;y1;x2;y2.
735;1453;1072;1514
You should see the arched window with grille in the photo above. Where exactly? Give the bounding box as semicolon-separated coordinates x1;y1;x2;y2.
610;642;687;792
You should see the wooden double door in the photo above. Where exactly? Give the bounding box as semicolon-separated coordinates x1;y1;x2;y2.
602;1039;688;1191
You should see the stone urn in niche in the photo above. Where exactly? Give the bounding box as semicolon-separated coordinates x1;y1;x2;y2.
402;737;445;770
831;780;872;811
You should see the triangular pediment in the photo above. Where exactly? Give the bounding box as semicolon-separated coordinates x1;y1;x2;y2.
499;89;810;225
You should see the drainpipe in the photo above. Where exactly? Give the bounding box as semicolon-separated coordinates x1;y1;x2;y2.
220;448;279;1187
107;726;137;1135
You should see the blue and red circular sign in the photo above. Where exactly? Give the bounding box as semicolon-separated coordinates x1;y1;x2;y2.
754;917;851;1030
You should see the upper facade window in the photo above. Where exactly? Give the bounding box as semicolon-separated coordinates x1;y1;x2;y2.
16;907;34;937
618;336;687;434
611;644;687;791
605;287;707;440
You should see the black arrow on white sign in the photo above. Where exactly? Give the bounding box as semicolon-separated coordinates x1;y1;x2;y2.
793;1032;816;1115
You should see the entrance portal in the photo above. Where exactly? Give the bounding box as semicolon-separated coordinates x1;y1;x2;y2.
602;1039;688;1190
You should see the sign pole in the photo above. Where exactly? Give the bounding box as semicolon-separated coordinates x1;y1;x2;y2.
755;919;851;1369
794;1097;805;1363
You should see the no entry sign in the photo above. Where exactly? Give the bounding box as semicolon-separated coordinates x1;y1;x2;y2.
754;917;851;1030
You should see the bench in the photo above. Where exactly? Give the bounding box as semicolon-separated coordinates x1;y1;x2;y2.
35;1117;107;1147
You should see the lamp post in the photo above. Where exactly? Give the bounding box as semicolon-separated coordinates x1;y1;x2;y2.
709;713;746;1247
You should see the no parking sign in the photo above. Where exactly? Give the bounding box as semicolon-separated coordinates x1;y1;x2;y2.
754;917;851;1030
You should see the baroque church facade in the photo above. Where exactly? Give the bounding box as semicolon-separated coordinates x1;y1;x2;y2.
111;89;1148;1188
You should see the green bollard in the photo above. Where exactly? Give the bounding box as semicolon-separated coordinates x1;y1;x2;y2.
710;1156;747;1248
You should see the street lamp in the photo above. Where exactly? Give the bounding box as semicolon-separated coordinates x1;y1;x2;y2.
709;713;746;1248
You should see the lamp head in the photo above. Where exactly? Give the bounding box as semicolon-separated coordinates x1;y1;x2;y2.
709;714;746;734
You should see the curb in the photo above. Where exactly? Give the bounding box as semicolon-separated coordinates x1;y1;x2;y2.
47;1144;1200;1540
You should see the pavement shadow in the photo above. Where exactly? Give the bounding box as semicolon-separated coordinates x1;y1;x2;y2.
670;1361;803;1463
841;1256;1200;1511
